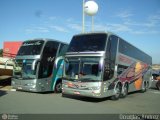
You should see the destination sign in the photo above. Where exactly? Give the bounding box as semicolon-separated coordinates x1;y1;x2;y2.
22;41;42;46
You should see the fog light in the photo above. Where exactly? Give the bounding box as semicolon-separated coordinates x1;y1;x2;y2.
92;91;101;96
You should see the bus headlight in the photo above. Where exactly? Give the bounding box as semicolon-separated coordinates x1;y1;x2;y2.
25;83;36;87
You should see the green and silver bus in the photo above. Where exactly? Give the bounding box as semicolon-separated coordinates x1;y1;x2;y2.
62;32;152;99
12;39;68;92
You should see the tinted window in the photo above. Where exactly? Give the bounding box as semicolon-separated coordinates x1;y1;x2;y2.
68;33;107;52
42;41;59;58
119;39;152;65
106;35;118;63
38;41;59;79
117;64;128;75
58;44;68;56
38;62;53;78
17;40;44;55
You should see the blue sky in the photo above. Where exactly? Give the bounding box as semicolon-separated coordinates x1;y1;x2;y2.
0;0;160;64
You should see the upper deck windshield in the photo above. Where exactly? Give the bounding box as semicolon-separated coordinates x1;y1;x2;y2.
64;57;102;82
67;33;107;52
17;40;44;55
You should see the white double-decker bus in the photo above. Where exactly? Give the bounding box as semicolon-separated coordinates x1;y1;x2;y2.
12;39;68;92
62;32;152;100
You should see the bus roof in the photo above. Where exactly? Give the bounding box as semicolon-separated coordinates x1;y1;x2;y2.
71;31;152;64
23;38;68;45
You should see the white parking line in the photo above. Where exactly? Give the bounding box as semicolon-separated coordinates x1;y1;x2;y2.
149;91;160;94
10;89;16;91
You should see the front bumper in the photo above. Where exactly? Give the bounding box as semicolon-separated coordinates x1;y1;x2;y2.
62;87;103;98
11;78;42;92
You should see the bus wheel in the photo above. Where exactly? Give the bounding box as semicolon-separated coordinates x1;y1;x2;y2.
55;81;62;93
111;83;121;100
156;81;160;90
120;83;128;98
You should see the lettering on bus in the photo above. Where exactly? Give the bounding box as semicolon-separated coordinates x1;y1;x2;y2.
22;41;41;46
47;57;55;62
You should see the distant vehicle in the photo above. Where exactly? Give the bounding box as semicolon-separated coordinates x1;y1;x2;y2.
62;32;152;100
0;57;14;81
0;41;22;81
150;73;160;90
11;39;68;92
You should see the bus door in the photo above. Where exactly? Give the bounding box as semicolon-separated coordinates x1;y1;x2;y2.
37;41;59;91
102;35;118;96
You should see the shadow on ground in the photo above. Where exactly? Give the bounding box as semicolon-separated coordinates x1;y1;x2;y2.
62;94;111;103
0;77;11;87
0;90;8;97
61;90;149;103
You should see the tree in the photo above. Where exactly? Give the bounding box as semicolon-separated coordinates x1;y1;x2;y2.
0;49;3;57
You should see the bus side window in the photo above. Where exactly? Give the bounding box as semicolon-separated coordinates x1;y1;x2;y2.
58;44;68;56
117;64;128;75
103;35;118;81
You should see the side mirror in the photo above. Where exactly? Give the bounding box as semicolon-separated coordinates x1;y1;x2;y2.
32;59;40;70
54;56;64;69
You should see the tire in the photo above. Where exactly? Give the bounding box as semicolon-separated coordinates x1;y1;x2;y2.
120;83;128;98
141;82;146;93
156;81;160;90
146;81;150;90
62;93;65;97
111;83;121;100
55;81;62;93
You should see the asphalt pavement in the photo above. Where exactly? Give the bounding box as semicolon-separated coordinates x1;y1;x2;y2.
0;89;160;114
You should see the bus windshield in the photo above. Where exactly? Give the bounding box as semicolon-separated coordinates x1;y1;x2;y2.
17;40;44;55
13;59;37;79
67;33;107;52
64;57;102;82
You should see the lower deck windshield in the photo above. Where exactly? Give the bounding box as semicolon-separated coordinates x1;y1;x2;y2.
13;59;37;79
64;57;102;82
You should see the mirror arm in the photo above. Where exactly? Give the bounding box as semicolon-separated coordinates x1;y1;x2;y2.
32;59;40;70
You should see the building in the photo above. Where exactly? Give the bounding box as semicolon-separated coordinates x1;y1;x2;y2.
3;41;22;58
152;64;160;70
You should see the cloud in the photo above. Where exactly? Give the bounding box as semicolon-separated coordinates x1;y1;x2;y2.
116;10;133;19
35;10;43;18
124;12;160;28
68;23;82;31
48;16;56;21
94;24;107;31
148;12;160;27
26;10;160;36
25;25;69;34
113;10;160;35
25;27;50;34
50;25;69;33
66;18;75;22
106;23;132;32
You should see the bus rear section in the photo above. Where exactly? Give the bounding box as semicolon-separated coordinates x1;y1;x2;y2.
12;39;68;92
62;32;152;99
